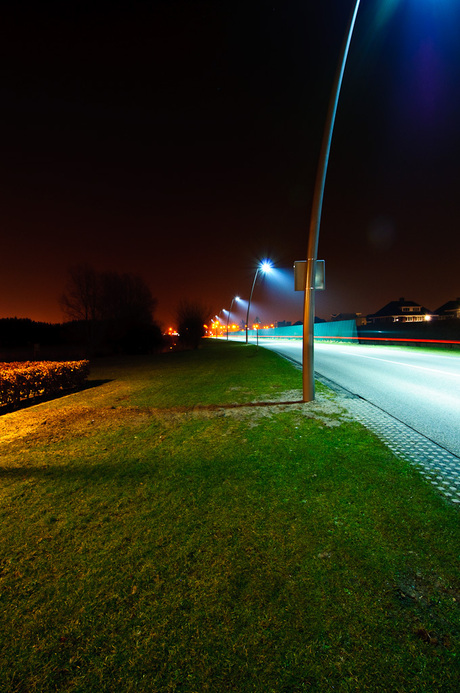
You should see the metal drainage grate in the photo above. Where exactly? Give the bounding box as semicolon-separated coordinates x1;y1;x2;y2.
342;398;460;505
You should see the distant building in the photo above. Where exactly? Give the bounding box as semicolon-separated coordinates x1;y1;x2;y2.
330;312;367;326
273;319;321;327
433;298;460;320
367;298;432;324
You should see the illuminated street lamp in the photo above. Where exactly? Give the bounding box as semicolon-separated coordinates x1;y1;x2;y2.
214;315;221;339
245;260;273;344
226;296;240;340
302;1;361;401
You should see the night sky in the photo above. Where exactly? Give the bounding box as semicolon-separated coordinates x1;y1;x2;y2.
2;0;460;330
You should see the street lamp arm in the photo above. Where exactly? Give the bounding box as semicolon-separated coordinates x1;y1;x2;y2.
302;0;361;402
307;0;361;262
226;296;238;340
245;269;259;343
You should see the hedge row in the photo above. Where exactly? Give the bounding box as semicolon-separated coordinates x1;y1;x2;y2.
0;360;90;407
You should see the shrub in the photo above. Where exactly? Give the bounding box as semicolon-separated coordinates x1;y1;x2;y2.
0;360;90;407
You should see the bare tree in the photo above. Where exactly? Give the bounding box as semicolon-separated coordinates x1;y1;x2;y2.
60;264;100;322
61;266;156;323
60;265;160;353
98;271;156;325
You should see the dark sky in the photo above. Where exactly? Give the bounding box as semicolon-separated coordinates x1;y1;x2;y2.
2;0;460;329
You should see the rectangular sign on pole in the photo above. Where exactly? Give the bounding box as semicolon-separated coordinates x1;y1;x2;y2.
294;260;325;291
315;260;325;290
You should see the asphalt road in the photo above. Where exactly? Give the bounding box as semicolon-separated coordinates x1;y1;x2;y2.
247;338;460;458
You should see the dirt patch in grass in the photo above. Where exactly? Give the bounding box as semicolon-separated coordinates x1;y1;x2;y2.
218;389;353;428
0;405;150;450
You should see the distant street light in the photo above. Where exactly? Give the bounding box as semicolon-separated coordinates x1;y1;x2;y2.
302;0;361;401
245;260;273;344
226;296;240;340
214;315;221;339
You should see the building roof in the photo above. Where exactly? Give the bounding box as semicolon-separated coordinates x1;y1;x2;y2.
434;298;460;316
367;297;431;319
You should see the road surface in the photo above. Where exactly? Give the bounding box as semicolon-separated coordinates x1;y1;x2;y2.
244;338;460;458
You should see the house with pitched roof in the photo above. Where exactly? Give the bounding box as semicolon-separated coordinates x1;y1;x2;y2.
367;298;432;324
433;298;460;320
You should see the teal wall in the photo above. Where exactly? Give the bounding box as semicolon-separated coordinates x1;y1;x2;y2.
238;319;358;340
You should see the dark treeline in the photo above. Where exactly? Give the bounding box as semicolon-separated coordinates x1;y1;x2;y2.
0;316;164;360
1;267;212;360
0;318;65;349
1;263;166;359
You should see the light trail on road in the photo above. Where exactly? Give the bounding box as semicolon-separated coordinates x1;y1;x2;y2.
332;351;460;379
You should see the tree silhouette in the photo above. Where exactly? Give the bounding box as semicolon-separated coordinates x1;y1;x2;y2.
176;300;209;350
60;265;161;353
60;264;100;322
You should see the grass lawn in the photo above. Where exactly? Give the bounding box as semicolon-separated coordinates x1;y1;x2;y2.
1;340;459;692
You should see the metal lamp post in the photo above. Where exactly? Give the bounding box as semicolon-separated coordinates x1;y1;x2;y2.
302;0;361;401
245;260;273;344
226;296;240;340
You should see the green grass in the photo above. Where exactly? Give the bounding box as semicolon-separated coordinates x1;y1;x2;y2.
1;340;459;692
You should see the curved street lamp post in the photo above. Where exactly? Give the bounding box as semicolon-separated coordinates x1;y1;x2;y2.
214;315;221;339
226;296;240;340
245;261;273;344
302;0;361;401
